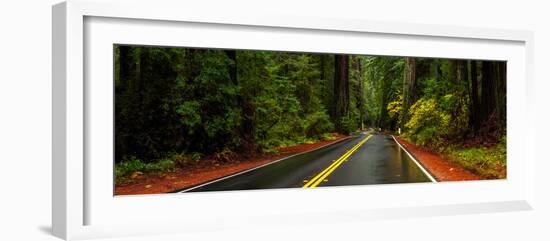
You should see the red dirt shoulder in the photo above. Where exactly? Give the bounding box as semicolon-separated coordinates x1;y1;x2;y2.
115;134;349;195
395;137;482;182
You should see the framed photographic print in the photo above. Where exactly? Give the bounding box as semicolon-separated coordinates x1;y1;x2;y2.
52;0;535;240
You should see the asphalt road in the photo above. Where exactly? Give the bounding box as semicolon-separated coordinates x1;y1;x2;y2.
181;132;434;193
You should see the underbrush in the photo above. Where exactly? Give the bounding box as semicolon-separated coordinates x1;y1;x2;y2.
401;94;506;179
258;132;340;154
115;157;177;183
115;133;343;184
402;135;507;179
447;139;506;179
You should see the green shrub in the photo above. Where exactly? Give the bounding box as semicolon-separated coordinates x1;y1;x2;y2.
144;159;176;173
448;140;506;179
339;115;358;134
405;98;449;145
387;94;403;123
115;156;176;182
321;133;337;141
304;110;334;138
404;94;468;146
168;151;203;167
115;157;146;179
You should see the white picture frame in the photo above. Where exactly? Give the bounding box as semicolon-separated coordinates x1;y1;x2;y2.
52;0;535;240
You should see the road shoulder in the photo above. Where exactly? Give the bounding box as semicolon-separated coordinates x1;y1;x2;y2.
394;136;482;182
115;135;352;195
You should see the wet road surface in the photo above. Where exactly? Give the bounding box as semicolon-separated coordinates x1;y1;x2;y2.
181;132;433;193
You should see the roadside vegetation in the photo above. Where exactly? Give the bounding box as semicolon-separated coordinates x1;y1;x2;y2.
387;59;507;179
114;45;507;183
114;133;341;184
114;47;346;182
447;139;506;179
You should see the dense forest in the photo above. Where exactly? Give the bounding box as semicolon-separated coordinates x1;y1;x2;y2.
114;45;506;179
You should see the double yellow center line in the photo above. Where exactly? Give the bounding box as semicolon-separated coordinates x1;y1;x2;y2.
303;135;372;188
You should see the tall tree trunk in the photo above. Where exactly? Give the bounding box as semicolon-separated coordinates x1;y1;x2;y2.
379;72;392;130
334;54;350;133
115;45;131;161
480;61;496;127
469;60;480;131
498;62;507;126
494;61;507;128
451;59;468;87
320;55;326;81
225;50;237;85
401;57;417;129
320;55;334;120
451;60;458;84
451;60;469;136
137;47;148;104
118;46;131;90
457;60;468;87
354;57;364;130
225;50;255;153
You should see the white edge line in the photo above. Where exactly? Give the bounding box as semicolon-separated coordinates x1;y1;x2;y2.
178;136;356;192
392;135;437;183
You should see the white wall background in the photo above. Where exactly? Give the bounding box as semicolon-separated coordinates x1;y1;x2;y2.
0;0;548;240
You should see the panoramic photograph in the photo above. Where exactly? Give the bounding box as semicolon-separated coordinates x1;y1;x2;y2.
113;45;507;195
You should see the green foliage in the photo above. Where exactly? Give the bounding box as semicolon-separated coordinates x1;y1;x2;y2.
175;100;201;132
115;45;506;183
396;58;506;179
249;52;335;150
448;138;506;179
115;157;176;181
176;49;242;152
404;98;445;145
253;76;302;149
404;93;469;146
115;47;244;162
439;93;469;136
321;132;338;141
362;56;404;129
338;115;358;134
304;110;335;138
387;94;403;121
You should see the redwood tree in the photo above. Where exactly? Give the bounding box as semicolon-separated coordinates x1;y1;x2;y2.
401;57;417;129
333;54;350;133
